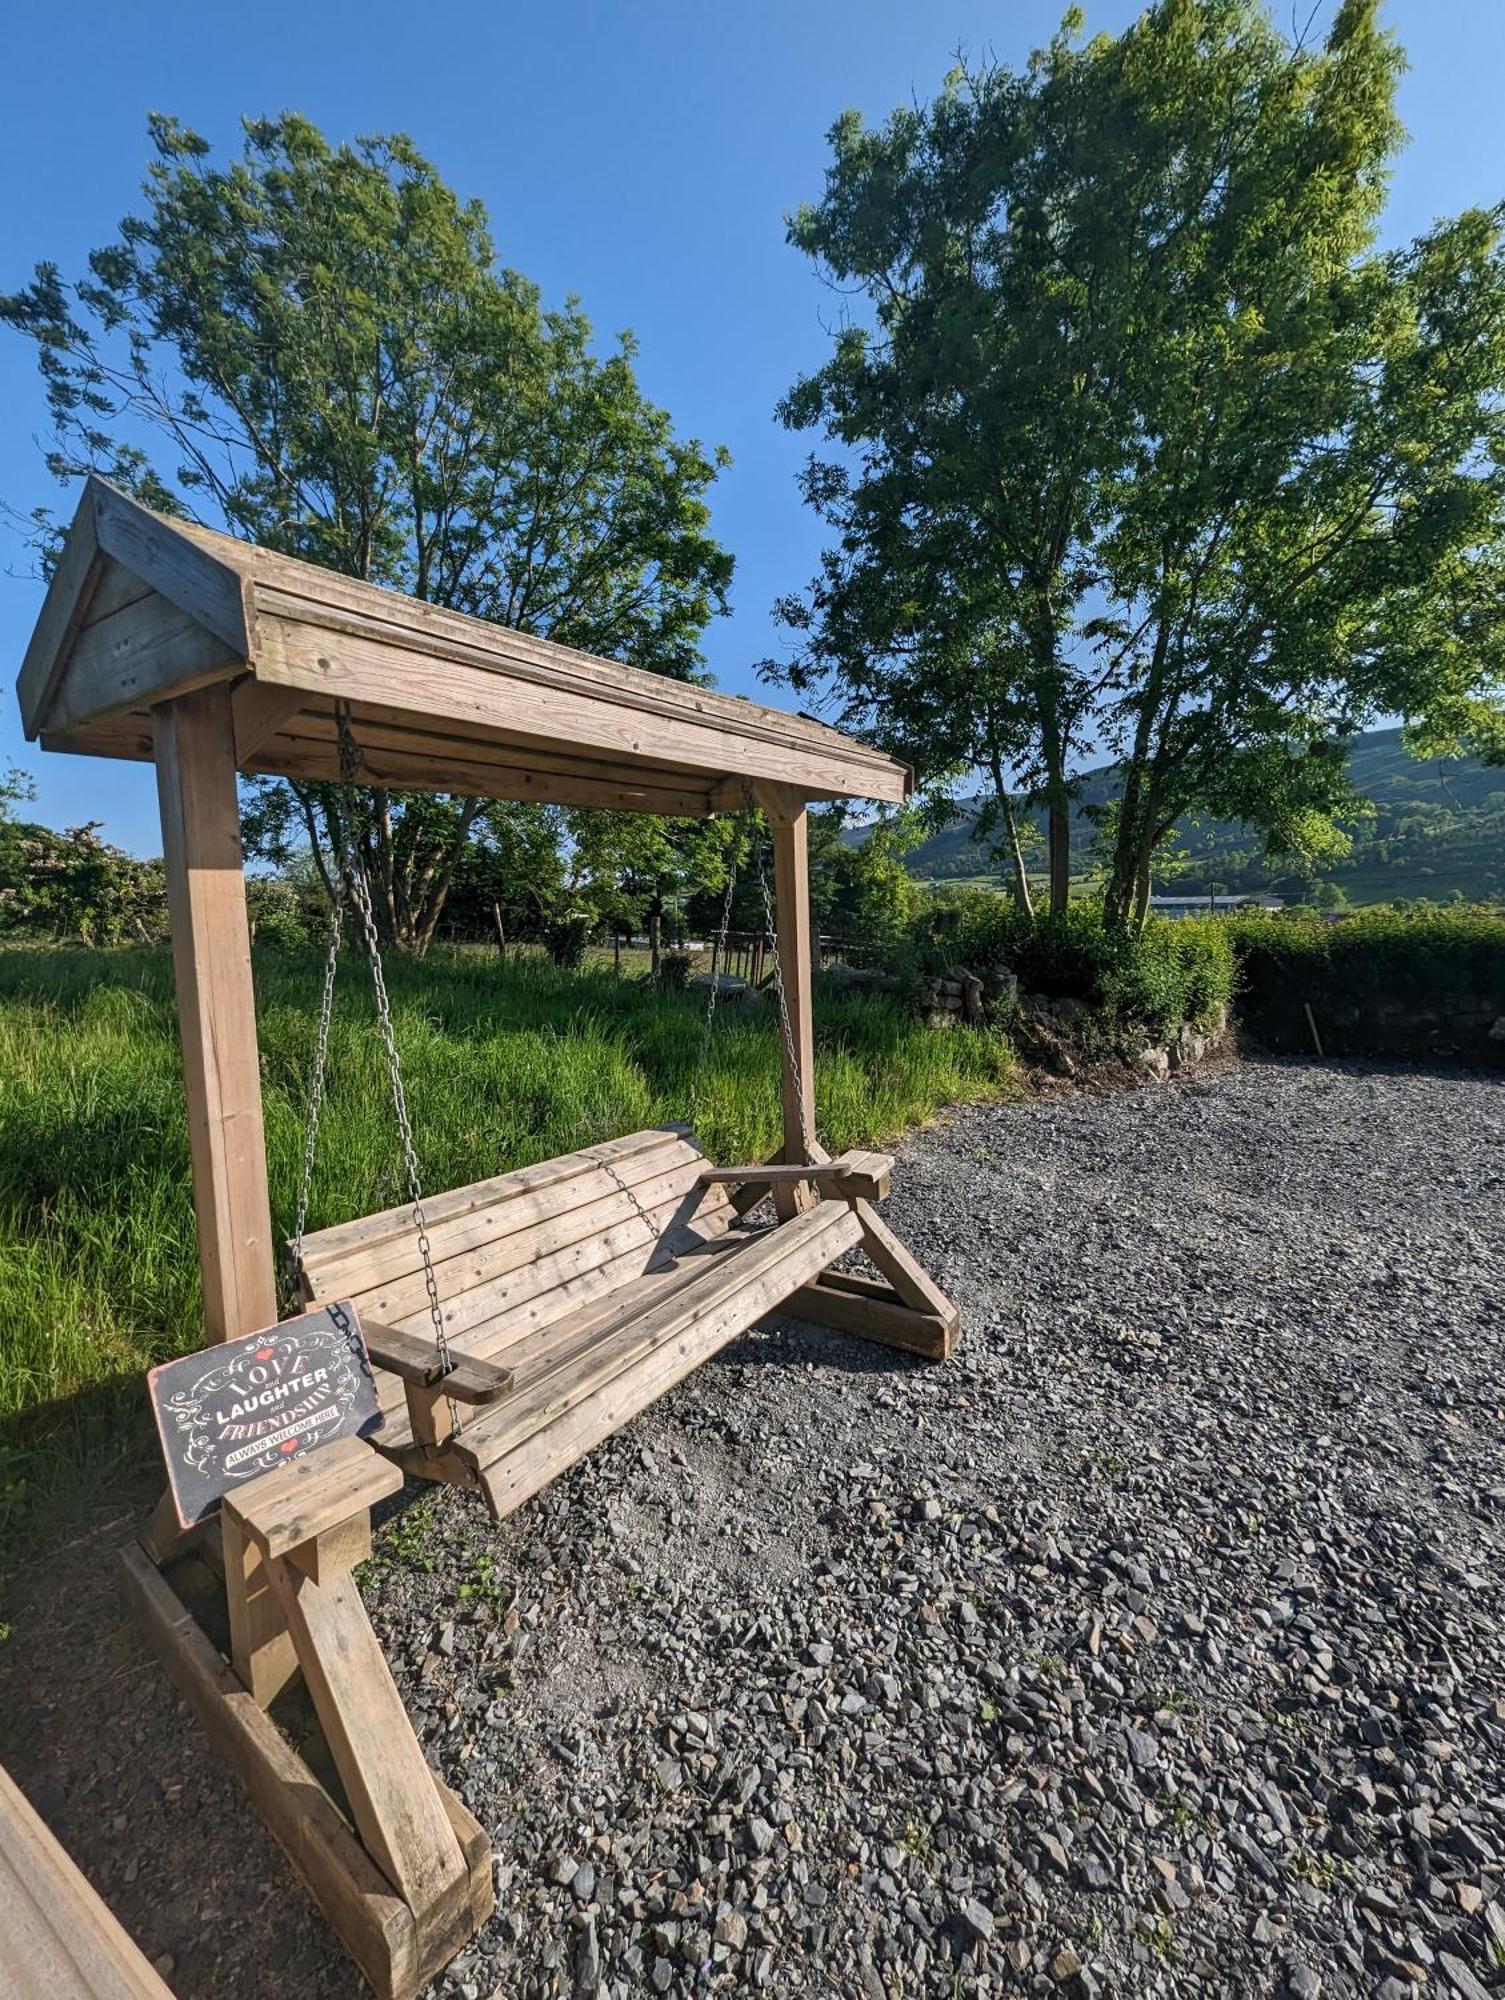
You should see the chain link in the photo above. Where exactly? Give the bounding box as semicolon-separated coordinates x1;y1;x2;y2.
288;704;459;1435
688;857;740;1134
289;888;345;1275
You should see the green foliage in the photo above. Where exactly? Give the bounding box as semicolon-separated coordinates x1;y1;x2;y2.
245;877;311;951
809;809;923;945
546;910;591;970
0;944;1015;1545
1224;904;1505;1055
772;2;1505;934
912;890;1234;1041
3;113;732;954
887;724;1505;909
0;772;166;945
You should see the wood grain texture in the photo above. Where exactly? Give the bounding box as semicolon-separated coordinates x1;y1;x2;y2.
263;1558;467;1918
783;1272;954;1359
852;1200;961;1328
700;1150;893;1203
256;616;903;803
359;1321;513;1402
220;1508;299;1707
758;788;818;1214
153;685;277;1343
91;481;250;659
25;480;908;806
16;484;102;738
0;1760;174;2000
49;592;237;734
224;1436;402;1561
476;1202;863;1517
118;1545;420;1996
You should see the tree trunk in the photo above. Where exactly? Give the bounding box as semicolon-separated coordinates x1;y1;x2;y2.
1034;675;1071;918
1047;794;1071;917
986;754;1034;917
647;889;663;978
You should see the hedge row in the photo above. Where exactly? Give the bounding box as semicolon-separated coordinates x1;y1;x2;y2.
1223;905;1505;1059
908;891;1235;1043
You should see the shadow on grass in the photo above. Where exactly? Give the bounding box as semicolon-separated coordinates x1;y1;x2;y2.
0;1374;162;1583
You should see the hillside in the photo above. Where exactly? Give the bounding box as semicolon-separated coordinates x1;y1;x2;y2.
900;728;1505;906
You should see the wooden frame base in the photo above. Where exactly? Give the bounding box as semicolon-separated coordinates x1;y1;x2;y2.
119;1546;493;2000
784;1270;956;1360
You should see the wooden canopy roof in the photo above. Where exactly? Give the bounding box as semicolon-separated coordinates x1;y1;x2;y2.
16;478;909;816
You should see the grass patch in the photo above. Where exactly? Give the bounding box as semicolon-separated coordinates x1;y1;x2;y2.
0;944;1014;1557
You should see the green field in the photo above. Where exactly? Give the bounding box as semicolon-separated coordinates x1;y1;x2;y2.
0;945;1015;1552
897;726;1505;906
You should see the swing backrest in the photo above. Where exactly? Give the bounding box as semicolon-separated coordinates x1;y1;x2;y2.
295;1126;737;1404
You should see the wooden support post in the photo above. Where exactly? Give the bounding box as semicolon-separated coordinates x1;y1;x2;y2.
119;1547;492;2000
755;784;818;1218
221;1511;300;1707
154;682;287;1717
223;1440;468;1923
153;683;277;1343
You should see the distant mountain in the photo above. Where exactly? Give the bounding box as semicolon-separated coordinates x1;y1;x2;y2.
895;727;1505;906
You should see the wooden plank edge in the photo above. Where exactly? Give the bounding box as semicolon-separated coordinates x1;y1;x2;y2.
118;1544;437;2000
477;1204;863;1519
782;1276;956;1360
17;485;102;739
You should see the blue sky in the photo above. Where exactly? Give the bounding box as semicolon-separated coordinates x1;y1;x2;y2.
3;0;1502;854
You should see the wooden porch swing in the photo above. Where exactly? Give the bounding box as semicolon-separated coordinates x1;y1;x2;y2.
16;477;959;1998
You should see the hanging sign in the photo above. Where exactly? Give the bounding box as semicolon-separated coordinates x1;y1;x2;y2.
148;1301;385;1529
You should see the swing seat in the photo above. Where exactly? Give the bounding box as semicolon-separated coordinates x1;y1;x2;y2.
296;1126;951;1521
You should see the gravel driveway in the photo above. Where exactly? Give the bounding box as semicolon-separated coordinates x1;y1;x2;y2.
4;1058;1503;1999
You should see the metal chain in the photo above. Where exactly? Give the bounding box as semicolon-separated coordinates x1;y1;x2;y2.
757;838;816;1161
688;855;740;1132
343;859;455;1385
290;704;459;1432
289;886;345;1278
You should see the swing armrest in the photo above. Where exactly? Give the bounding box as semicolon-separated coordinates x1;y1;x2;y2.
700;1150;892;1203
360;1321;514;1405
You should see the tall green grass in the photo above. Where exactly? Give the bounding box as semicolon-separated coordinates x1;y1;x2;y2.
0;945;1015;1548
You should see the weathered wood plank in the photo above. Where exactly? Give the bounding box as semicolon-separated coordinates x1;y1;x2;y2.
297;1127;690;1274
326;1154;718;1338
477;1203;863;1516
852;1199;960;1327
79;558;155;629
0;1759;174;1999
17;484;103;739
255;615;905;803
231;680;307;763
255;713;720;817
153;684;277;1343
700;1150;893;1203
757;786;818;1216
244;570;900;775
359;1320;511;1402
220;1508;299;1707
49;592;237;734
263;1558;467;1919
224;1436;402;1562
92;481;251;659
782;1273;954;1359
117;1545;421;1997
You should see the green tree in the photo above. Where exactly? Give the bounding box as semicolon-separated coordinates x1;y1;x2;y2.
773;1;1505;935
3;114;732;951
0;766;167;942
807;809;923;945
567;812;747;976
